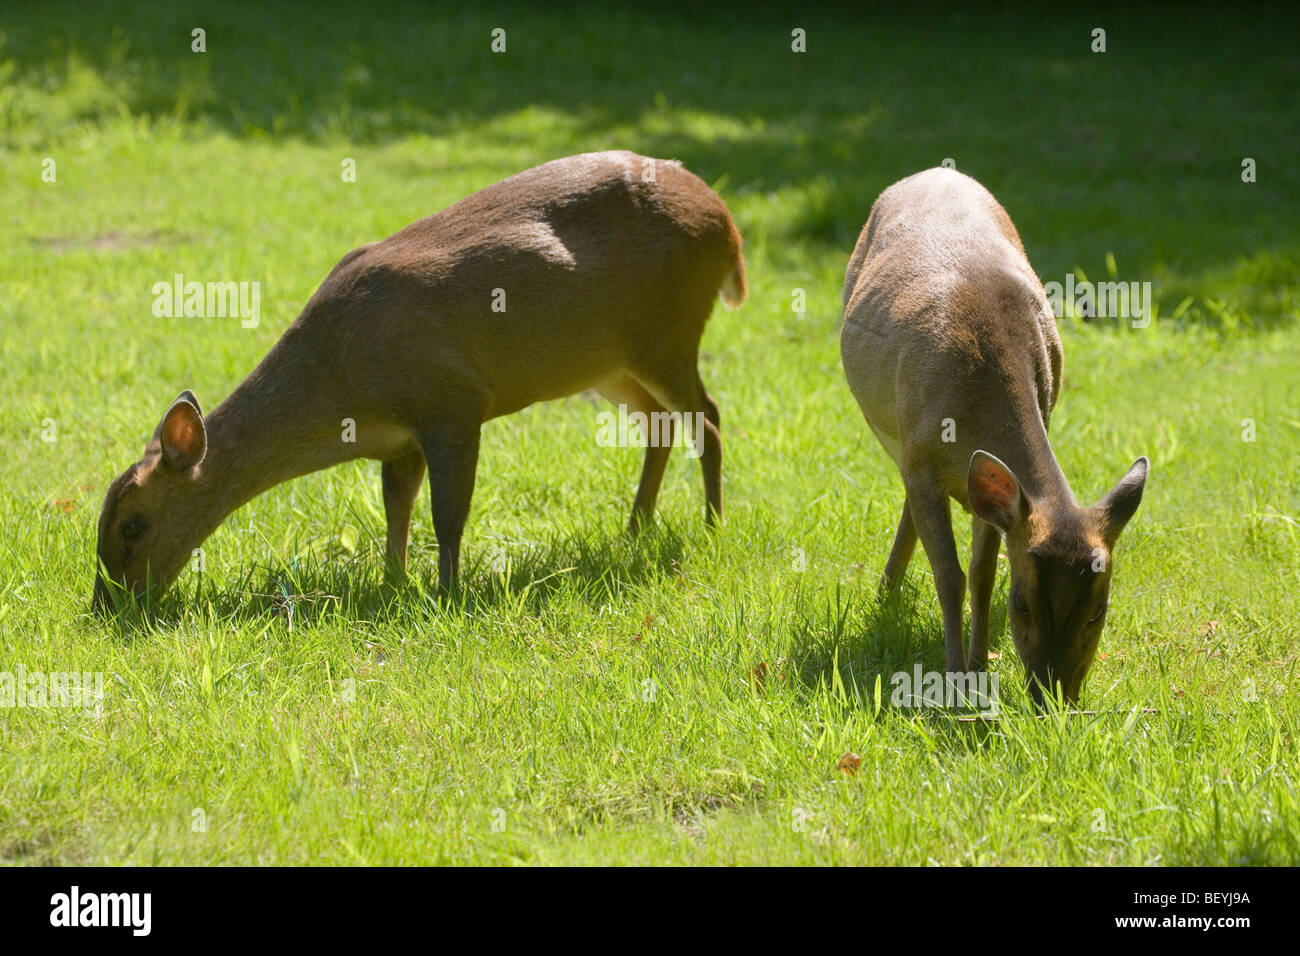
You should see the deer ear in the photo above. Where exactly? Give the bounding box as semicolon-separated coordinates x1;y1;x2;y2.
176;389;202;416
158;392;207;472
1096;456;1148;545
968;450;1026;533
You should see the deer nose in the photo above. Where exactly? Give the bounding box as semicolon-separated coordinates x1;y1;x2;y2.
1028;679;1046;708
1028;670;1061;709
1028;669;1078;709
92;573;113;615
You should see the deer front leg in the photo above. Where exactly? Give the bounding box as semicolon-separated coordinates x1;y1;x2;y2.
904;479;967;675
421;421;481;592
967;515;1002;671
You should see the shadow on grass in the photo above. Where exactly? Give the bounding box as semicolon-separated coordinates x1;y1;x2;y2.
90;522;692;636
792;580;939;695
789;576;1017;733
6;0;1299;313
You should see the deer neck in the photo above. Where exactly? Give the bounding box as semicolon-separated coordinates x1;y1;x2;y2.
982;396;1077;512
191;355;355;540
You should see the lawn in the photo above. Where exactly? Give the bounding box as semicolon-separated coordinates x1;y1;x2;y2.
1;1;1297;865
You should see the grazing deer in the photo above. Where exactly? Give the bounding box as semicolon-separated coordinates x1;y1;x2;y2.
840;167;1147;705
94;151;746;611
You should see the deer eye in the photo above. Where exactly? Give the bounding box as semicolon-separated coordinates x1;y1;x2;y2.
121;516;147;544
1011;589;1029;617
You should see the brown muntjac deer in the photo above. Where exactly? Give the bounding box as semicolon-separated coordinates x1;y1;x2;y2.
94;151;746;612
840;167;1148;706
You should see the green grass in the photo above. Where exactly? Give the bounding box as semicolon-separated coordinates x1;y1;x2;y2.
1;1;1298;865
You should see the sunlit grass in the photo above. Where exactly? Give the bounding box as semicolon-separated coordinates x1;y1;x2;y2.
0;1;1297;865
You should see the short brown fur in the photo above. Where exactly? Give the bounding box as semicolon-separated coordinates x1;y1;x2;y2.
94;151;746;610
840;167;1147;704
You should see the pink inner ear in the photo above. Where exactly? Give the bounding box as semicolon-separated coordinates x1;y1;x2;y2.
168;417;193;449
973;463;1016;510
971;460;1019;527
164;407;201;458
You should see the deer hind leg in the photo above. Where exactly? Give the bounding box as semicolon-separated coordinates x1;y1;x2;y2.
633;362;722;526
878;495;918;599
597;374;675;533
381;444;427;577
694;372;722;524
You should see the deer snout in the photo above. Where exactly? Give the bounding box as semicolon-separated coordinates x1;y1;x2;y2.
1026;667;1082;708
92;569;154;615
91;572;115;616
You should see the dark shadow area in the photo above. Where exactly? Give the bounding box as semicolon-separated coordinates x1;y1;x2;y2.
790;576;1015;726
4;0;1298;321
86;521;691;634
